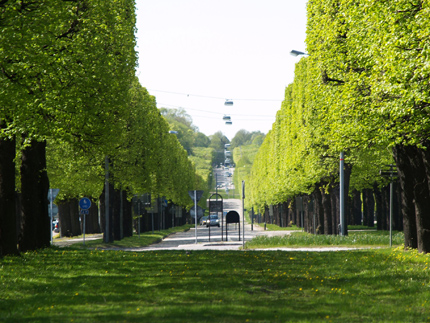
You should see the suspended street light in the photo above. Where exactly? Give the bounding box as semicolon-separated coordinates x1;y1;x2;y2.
224;99;233;106
290;50;308;57
225;121;232;125
222;115;231;121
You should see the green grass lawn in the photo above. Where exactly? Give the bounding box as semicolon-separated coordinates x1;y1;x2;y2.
1;244;430;322
74;225;194;249
245;230;405;249
253;223;302;231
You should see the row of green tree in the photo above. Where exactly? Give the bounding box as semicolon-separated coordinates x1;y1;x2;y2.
247;0;430;253
0;1;202;256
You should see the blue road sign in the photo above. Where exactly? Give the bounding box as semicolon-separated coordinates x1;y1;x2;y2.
79;197;91;210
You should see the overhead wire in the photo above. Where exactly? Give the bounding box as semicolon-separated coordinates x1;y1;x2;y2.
149;89;282;102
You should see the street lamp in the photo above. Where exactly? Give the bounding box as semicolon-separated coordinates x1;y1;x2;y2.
290;50;308;57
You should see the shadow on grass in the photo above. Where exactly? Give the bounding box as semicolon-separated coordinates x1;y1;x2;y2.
1;248;430;322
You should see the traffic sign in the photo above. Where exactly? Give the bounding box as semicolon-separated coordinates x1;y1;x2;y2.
48;189;60;202
190;205;204;218
188;190;204;202
209;200;223;212
79;197;91;210
80;209;89;215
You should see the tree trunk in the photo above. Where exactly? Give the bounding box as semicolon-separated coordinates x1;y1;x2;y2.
330;184;340;235
100;182;114;243
289;198;296;226
374;184;383;230
58;201;72;237
393;145;418;249
112;188;121;241
408;145;430;253
342;163;352;234
351;189;362;225
312;186;324;234
0;131;18;256
393;181;403;231
281;202;288;227
86;201;100;234
18;139;50;252
321;185;332;235
381;185;390;231
58;199;81;237
302;196;310;233
362;188;375;227
69;198;81;236
123;191;133;238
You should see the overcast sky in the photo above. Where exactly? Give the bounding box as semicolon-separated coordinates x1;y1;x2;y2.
135;1;308;140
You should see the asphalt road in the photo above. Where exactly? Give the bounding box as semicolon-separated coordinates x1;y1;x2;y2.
108;198;297;251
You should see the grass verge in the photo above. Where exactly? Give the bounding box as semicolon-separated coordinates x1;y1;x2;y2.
253;223;302;231
63;224;194;249
245;230;405;249
1;247;430;322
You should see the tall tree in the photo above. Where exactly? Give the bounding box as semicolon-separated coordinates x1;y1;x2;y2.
0;0;137;252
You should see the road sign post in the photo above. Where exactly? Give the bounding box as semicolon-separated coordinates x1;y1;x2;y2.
79;197;91;246
208;193;223;241
189;190;204;244
242;180;245;248
48;189;60;244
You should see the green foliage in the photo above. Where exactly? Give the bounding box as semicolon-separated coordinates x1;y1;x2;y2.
194;132;211;147
247;1;430;212
189;147;214;180
160;108;197;154
230;129;265;149
0;0;137;153
47;78;199;209
209;131;230;166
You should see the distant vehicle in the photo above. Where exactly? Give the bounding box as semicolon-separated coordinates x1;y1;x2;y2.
200;216;209;226
207;214;220;227
53;220;59;233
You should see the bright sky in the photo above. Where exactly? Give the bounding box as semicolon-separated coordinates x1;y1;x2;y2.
135;1;308;140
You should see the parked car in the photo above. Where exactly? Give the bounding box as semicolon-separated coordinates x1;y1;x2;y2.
206;214;220;227
200;216;209;226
